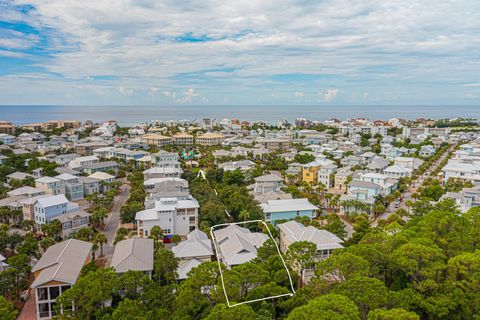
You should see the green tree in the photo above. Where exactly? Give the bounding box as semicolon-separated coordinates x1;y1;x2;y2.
55;268;120;319
0;296;18;320
287;294;361;320
334;276;388;320
94;232;108;257
153;247;178;285
204;303;260;320
367;308;419;320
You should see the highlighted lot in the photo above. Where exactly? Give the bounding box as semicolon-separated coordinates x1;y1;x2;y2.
210;220;295;307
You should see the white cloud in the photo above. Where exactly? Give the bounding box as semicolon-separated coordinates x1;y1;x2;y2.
323;89;338;101
1;0;480;104
294;91;304;98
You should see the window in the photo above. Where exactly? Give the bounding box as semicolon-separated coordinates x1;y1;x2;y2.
189;216;195;223
61;285;71;293
49;286;60;300
38;303;50;318
37;287;48;301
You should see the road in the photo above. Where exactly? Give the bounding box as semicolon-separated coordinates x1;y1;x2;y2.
373;144;455;225
103;184;130;258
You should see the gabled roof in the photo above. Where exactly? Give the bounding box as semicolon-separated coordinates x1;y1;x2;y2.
110;238;154;273
213;225;268;266
35;194;69;208
177;258;203;280
172;230;213;259
278;220;343;250
32;239;92;287
261;198;318;213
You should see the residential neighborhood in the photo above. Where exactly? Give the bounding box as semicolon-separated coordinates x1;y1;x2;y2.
0;116;479;319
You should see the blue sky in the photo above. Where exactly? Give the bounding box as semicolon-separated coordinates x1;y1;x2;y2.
1;0;480;105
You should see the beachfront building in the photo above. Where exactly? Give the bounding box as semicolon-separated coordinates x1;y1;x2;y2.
172;132;194;145
196;132;225;146
141;133;173;147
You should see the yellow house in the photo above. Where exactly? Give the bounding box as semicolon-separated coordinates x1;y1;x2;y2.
301;162;321;184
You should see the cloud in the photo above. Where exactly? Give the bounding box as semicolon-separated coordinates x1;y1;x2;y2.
323;89;338;101
1;0;480;105
294;91;304;98
364;92;369;100
177;88;199;104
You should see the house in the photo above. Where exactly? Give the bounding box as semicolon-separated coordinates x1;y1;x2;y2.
33;194;79;225
317;164;338;188
136;197;200;239
6;172;35;184
35;177;65;196
219;160;255;172
348;180;381;200
0;253;8;271
419;145;436;157
366;156;389;173
360;172;397;195
441;186;480;213
442;162;480;185
32;239;92;319
7;186;44;198
258;138;291;151
56;211;90;237
53;153;78;166
394;157;424;170
278;220;343;283
0;155;8;165
248;173;292;203
82;161;119;175
384;165;412;179
151;150;181;168
196;132;225;146
278;220;343;257
261;198;319;224
110;238;154;278
145;179;190;208
68;155;99;170
341;155;363;167
88;172;115;193
143;166;183;179
0;133;16;145
172;229;213;279
55;173;84;200
212;224;268;268
334;169;353;191
79;176;100;195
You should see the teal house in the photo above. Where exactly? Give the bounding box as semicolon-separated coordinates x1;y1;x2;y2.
261;198;319;224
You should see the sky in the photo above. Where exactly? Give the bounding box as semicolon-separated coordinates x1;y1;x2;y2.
1;0;480;106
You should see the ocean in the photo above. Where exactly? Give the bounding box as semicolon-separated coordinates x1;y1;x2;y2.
0;105;479;126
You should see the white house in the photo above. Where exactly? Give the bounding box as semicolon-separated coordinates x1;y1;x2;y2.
212;224;268;268
384;165;412;179
136;197;200;239
172;229;213;279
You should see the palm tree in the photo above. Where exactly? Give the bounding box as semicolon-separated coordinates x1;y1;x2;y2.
94;232;108;257
39;237;55;252
239;210;251;222
149;226;164;242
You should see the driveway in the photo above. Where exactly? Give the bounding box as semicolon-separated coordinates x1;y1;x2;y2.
102;184;130;259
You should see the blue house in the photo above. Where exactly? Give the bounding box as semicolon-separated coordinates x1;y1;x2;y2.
261;198;319;224
0;134;16;145
33;194;79;224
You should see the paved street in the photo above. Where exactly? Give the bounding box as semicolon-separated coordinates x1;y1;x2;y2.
374;144;455;225
103;184;130;258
